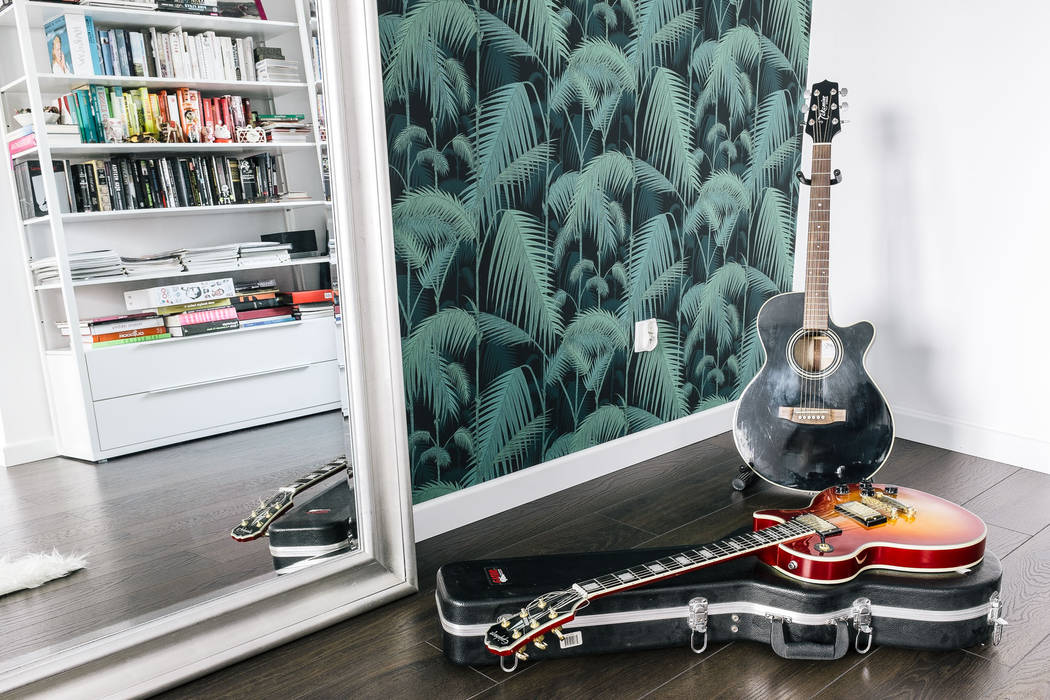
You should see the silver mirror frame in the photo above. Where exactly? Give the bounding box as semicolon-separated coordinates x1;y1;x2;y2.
0;1;417;695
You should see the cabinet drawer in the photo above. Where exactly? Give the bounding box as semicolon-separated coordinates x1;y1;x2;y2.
86;319;338;401
93;360;340;450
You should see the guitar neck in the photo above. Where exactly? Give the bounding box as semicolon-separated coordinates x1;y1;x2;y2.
803;141;833;330
573;521;811;600
282;458;347;496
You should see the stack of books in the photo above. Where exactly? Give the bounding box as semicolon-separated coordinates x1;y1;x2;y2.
58;312;169;347
164;304;239;337
238;242;292;267
256;114;311;143
232;279;294;328
60;152;292;212
255;58;299;82
45;13;259;82
13;160;72;220
121;251;184;276
179;244;240;271
8;123;81;156
32;250;124;285
58;85;255;145
277;289;335;320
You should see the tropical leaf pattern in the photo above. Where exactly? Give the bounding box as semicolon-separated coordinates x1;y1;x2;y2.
379;0;811;503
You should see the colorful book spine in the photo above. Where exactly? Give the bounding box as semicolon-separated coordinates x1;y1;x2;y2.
91;332;171;348
155;298;231;315
92;325;168;344
168;319;240;337
173;305;237;325
125;277;234;310
84;16;103;75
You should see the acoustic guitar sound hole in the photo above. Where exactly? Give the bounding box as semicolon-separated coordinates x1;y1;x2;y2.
786;329;843;378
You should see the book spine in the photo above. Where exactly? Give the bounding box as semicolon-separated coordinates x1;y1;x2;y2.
99;30;114;75
176;306;238;325
91;317;165;334
91;332;171;348
91;160;112;211
85;16;103;75
129;31;147;77
138;87;156;134
92;326;167;344
170;319;239;337
65;15;96;75
8;133;37;155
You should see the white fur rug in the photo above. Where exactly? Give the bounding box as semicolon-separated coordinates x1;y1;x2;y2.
0;551;87;597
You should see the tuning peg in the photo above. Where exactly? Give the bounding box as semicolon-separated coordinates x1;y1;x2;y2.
840;102;849;111
537;600;546;609
551;627;565;640
511;630;522;639
519;609;529;618
839;88;848;96
533;635;548;650
515;649;529;661
500;618;511;628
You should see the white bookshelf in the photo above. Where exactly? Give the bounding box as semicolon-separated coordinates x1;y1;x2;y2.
0;0;343;461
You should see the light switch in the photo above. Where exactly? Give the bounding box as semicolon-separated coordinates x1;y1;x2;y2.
634;319;658;352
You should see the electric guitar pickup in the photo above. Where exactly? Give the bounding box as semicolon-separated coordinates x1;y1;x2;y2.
483;483;986;661
231;456;350;542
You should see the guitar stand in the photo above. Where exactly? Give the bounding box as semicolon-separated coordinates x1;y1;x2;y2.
731;464;760;492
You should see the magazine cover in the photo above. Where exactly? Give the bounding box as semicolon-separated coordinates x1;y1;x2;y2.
44;17;74;75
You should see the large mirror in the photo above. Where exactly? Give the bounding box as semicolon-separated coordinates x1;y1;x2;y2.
0;1;414;695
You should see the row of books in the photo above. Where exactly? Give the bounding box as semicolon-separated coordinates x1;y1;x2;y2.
30;242;293;284
46;2;267;17
45;12;274;83
57;280;332;349
55;85;259;144
13;154;301;218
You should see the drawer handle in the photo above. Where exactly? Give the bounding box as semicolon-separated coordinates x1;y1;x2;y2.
147;363;313;395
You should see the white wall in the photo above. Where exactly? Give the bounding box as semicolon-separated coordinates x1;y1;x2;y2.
0;163;56;467
800;0;1050;472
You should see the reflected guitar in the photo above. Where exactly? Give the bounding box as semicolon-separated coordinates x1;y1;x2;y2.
231;456;349;541
733;79;892;491
484;484;986;660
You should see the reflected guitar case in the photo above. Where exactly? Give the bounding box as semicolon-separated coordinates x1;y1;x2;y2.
268;477;357;574
436;545;1005;667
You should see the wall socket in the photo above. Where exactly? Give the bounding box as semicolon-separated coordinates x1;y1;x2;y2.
634;319;658;352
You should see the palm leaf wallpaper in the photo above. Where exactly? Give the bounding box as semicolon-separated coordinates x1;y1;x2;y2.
378;0;812;503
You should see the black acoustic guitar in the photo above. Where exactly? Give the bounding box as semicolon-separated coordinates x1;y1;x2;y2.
733;80;893;492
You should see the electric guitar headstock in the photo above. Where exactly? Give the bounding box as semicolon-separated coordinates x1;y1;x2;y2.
231;490;295;541
231;456;349;542
803;79;846;143
484;588;588;659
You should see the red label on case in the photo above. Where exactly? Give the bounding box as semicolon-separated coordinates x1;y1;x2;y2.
485;567;508;585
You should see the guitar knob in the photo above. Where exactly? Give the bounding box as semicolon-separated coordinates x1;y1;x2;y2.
883;485;898;495
835;484;849;495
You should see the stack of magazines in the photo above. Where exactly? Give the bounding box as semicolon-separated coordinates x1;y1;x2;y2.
179;244;240;272
31;250;124;284
239;241;292;267
121;251;184;276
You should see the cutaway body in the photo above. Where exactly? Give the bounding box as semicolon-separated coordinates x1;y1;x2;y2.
752;483;987;584
734;292;894;491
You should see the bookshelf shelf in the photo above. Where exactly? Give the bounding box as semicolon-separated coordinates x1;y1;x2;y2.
34;255;332;290
0;75;27;94
30;74;308;98
12;141;317;159
0;1;301;38
22;200;329;225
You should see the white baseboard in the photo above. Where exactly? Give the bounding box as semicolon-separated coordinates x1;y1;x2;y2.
413;403;736;541
1;436;57;468
894;408;1050;475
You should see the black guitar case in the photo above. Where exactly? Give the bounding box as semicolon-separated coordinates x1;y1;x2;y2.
436;544;1005;668
268;477;357;574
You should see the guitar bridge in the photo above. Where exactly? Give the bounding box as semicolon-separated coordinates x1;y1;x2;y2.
778;407;847;425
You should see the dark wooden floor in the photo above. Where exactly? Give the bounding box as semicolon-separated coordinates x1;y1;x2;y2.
0;412;347;663
158;433;1050;699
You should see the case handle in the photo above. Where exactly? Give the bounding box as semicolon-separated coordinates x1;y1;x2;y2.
770;619;850;660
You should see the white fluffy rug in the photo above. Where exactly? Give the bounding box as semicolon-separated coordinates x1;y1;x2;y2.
0;551;87;597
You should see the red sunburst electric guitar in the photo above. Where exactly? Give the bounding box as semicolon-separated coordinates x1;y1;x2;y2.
483;483;987;659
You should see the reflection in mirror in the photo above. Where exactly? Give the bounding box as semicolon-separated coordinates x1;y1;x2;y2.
0;0;361;674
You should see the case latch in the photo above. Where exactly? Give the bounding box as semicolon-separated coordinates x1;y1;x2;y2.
851;597;873;653
687;597;708;654
987;591;1008;646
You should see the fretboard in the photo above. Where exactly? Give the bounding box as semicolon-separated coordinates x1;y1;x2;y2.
803;142;833;330
283;457;347;495
573;521;811;598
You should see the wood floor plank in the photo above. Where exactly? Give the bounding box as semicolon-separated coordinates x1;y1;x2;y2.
470;644;727;700
874;440;1017;506
642;640;870;699
488;513;656;560
965;468;1050;535
960;524;1050;667
982;524;1030;561
814;635;1050;700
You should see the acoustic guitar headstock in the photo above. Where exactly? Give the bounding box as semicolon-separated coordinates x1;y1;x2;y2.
803;79;846;143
